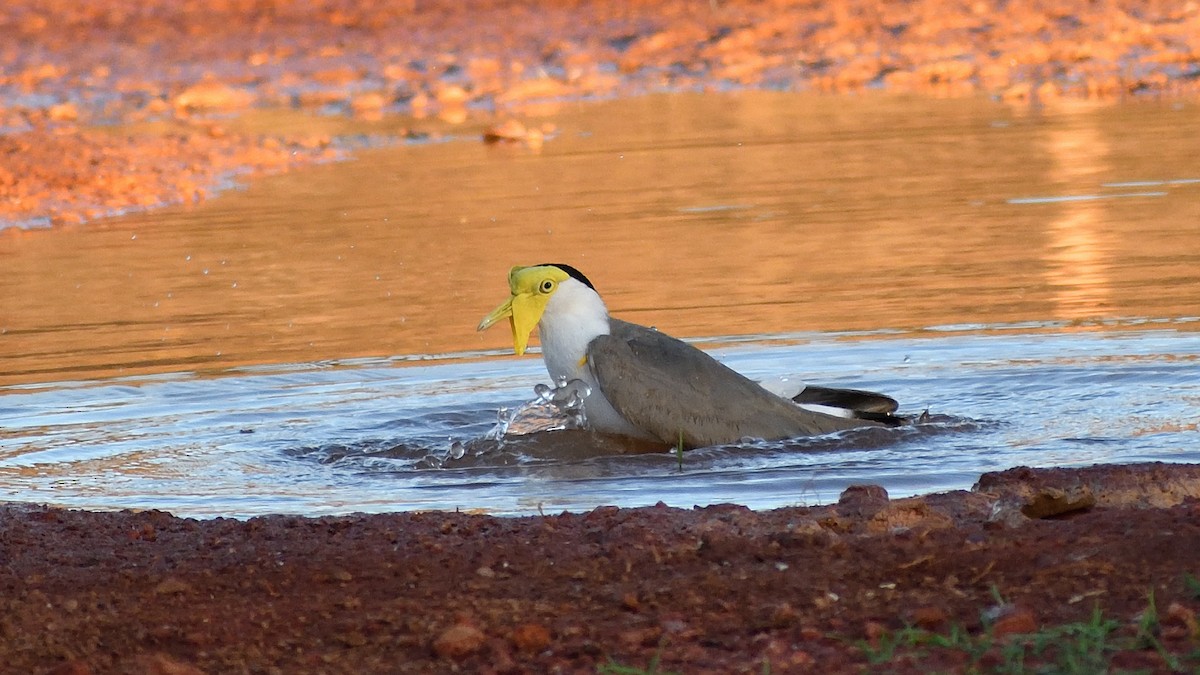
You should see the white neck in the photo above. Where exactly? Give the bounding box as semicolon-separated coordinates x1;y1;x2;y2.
537;278;610;382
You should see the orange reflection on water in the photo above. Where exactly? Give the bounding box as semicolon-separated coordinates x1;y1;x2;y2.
1043;111;1114;321
2;93;1199;387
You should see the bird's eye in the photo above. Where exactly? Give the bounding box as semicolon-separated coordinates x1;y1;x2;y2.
539;279;555;293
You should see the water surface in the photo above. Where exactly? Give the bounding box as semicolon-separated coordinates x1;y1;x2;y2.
1;92;1198;516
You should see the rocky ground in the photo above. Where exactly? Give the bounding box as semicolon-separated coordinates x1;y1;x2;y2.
3;463;1199;674
3;1;1200;672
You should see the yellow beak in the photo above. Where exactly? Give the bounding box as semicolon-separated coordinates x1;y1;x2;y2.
477;293;543;356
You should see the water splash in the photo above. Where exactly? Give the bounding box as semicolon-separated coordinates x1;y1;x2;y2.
533;376;591;429
484;406;518;441
485;377;593;441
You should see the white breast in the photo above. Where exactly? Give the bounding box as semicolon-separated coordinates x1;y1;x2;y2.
537;279;653;440
537;279;608;384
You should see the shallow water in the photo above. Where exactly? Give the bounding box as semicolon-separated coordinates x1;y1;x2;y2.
2;92;1199;517
1;327;1196;517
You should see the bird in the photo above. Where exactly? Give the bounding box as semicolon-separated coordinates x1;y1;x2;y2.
477;263;903;450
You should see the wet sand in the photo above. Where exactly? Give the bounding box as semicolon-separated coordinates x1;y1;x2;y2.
3;1;1200;672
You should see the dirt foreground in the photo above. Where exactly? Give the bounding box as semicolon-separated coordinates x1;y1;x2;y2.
3;463;1199;674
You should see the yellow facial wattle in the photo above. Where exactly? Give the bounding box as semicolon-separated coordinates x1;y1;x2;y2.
476;265;570;355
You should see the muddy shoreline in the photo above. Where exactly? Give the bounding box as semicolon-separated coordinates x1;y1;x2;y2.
5;463;1199;674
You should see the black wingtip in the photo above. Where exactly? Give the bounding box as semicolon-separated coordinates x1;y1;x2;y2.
792;385;899;414
535;263;595;291
792;385;907;427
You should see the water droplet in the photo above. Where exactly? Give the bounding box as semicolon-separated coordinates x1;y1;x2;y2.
485;406;516;440
531;378;592;430
231;281;238;288
130;233;137;240
448;441;465;460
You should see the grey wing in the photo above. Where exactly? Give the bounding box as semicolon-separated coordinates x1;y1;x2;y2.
588;320;873;448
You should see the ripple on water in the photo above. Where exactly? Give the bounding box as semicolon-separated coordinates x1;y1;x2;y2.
1;327;1198;517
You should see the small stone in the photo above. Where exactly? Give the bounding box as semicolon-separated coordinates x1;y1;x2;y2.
482;119;528;144
618;625;663;649
408;92;430;115
435;85;470;107
620;592;639;611
510;622;551;653
432;624;486;659
350;92;387;116
812;591;839;610
839;484;889;502
990;606;1037;637
173;79;254;110
769;602;800;627
497;77;570;103
585;505;620;521
911;605;948;630
48;103;79;122
837;484;890;518
1165;602;1198;636
1021;486;1095;519
153;577;192;595
144;98;171;114
336;630;367;647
